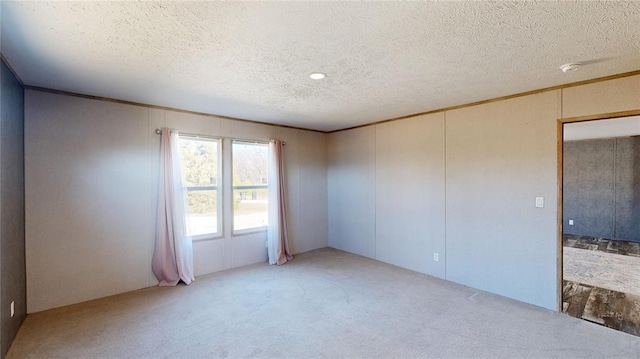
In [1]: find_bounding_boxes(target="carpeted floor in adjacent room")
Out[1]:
[8,248,640,358]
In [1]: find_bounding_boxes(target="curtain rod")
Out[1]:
[154,128,285,145]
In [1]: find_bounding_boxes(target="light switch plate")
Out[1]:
[535,197,544,208]
[569,220,574,225]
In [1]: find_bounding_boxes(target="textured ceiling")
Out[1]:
[1,1,639,132]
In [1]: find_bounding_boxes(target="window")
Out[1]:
[179,137,221,238]
[232,141,268,232]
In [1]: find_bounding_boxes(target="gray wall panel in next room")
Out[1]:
[564,137,640,243]
[614,137,640,242]
[0,59,26,359]
[564,139,615,239]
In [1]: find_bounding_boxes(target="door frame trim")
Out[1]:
[556,109,640,311]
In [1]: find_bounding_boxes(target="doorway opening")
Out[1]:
[561,115,640,336]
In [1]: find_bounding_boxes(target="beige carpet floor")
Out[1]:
[8,248,640,358]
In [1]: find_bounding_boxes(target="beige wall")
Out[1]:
[445,91,560,309]
[25,90,328,312]
[375,114,445,278]
[327,114,447,280]
[328,126,376,258]
[23,73,639,313]
[327,74,640,311]
[562,75,640,118]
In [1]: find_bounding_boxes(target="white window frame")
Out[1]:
[179,135,223,241]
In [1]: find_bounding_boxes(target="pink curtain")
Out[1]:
[152,128,195,286]
[267,139,293,265]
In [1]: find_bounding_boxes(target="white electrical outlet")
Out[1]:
[569,220,574,225]
[11,301,14,317]
[433,253,439,262]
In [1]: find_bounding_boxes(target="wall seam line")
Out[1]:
[612,139,617,238]
[374,126,378,260]
[147,108,152,287]
[560,89,564,119]
[296,130,300,253]
[443,111,447,280]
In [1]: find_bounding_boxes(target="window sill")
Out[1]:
[191,233,223,242]
[232,227,268,237]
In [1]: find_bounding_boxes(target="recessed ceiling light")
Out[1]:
[560,63,581,73]
[309,72,326,80]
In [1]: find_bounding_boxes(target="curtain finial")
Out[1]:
[270,139,286,146]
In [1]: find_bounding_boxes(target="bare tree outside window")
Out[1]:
[179,137,221,237]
